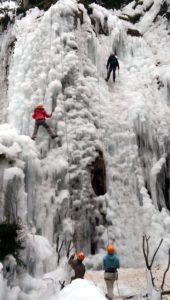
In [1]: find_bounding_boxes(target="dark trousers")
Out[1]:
[32,119,54,139]
[106,66,116,82]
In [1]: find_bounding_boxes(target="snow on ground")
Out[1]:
[0,2,170,299]
[1,267,170,300]
[56,279,106,300]
[86,269,170,299]
[0,0,169,265]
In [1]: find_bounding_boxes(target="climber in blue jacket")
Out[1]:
[103,245,120,300]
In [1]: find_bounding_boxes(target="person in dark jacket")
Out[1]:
[103,245,120,300]
[31,103,57,140]
[68,252,86,281]
[105,53,119,82]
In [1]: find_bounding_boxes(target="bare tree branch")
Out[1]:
[65,239,74,258]
[59,280,65,290]
[161,249,170,290]
[59,240,64,253]
[56,235,60,253]
[56,235,64,265]
[142,235,150,269]
[150,238,163,268]
[142,234,160,286]
[123,290,170,299]
[145,235,150,267]
[162,290,170,295]
[146,235,150,258]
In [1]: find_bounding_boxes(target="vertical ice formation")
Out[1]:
[0,1,17,123]
[6,0,109,255]
[0,125,40,224]
[0,30,16,123]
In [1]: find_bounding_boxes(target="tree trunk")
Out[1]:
[146,270,162,300]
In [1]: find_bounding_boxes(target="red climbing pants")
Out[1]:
[32,119,54,139]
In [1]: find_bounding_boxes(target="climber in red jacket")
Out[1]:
[31,104,57,140]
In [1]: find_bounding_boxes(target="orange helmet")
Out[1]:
[107,245,115,254]
[77,252,85,261]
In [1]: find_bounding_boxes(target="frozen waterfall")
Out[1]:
[0,0,170,298]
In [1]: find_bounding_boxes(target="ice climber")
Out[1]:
[68,252,86,281]
[103,245,120,300]
[105,53,119,82]
[31,104,57,140]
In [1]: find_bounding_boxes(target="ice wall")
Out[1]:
[0,30,16,124]
[1,0,110,259]
[87,0,170,265]
[0,1,17,123]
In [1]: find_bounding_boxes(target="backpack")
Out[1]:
[110,56,118,67]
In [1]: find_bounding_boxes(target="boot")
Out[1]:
[105,294,112,300]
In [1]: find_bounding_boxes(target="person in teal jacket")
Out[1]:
[103,245,120,300]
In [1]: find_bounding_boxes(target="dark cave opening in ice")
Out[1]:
[90,150,106,196]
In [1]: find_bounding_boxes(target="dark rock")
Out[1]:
[133,0,143,10]
[90,150,106,196]
[0,13,10,32]
[127,28,142,36]
[153,1,169,22]
[144,2,153,12]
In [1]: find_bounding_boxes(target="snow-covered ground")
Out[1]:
[0,0,170,298]
[1,266,170,300]
[86,269,170,299]
[0,0,170,262]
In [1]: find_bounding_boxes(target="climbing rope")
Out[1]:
[95,37,110,245]
[42,8,53,105]
[75,16,84,75]
[59,11,109,252]
[59,15,75,252]
[75,17,110,247]
[97,74,110,246]
[74,17,92,250]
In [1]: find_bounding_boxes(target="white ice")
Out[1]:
[0,0,170,298]
[55,279,106,300]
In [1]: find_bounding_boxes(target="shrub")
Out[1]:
[0,222,25,266]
